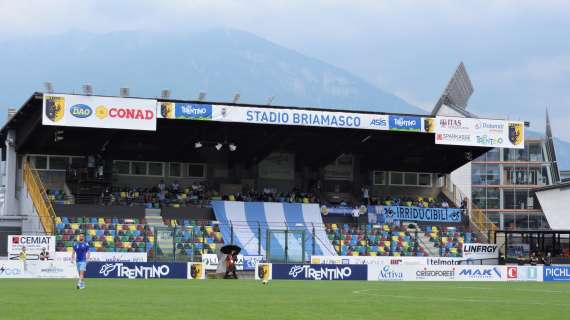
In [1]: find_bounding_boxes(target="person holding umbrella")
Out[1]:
[221,244,241,279]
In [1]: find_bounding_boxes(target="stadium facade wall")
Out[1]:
[53,204,145,218]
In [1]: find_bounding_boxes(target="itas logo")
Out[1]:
[459,267,502,279]
[70,104,93,118]
[439,118,467,130]
[507,267,518,279]
[378,265,404,281]
[390,259,403,265]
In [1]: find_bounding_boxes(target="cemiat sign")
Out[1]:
[43,94,157,131]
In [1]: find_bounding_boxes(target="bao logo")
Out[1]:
[70,104,93,118]
[45,96,65,122]
[508,123,523,146]
[507,267,518,279]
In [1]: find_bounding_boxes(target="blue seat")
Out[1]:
[62,217,69,224]
[96,230,104,237]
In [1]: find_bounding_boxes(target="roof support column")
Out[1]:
[2,130,17,216]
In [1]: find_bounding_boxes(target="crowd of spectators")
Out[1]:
[98,181,319,207]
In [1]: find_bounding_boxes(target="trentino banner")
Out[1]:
[86,262,188,279]
[271,264,368,281]
[434,116,524,149]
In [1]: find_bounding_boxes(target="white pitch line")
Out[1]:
[391,284,570,294]
[353,289,570,307]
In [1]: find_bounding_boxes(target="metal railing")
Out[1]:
[23,161,56,235]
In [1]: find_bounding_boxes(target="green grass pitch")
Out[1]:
[1,279,569,320]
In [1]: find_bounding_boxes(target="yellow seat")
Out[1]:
[441,237,448,244]
[383,225,390,231]
[209,244,216,250]
[105,236,113,242]
[360,240,366,246]
[331,224,338,230]
[129,225,136,231]
[303,197,309,203]
[116,225,122,231]
[391,236,398,241]
[228,195,236,201]
[369,252,377,256]
[148,236,154,243]
[120,192,127,199]
[450,248,458,254]
[205,226,213,233]
[93,241,102,248]
[70,223,80,230]
[55,217,62,224]
[393,252,401,257]
[134,192,140,197]
[88,229,96,236]
[98,218,105,224]
[402,241,409,248]
[384,241,390,247]
[399,232,405,237]
[66,247,73,253]
[418,197,424,202]
[123,242,132,249]
[431,226,438,232]
[351,252,359,256]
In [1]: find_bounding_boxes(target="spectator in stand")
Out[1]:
[351,206,360,224]
[39,247,50,261]
[361,186,370,205]
[158,180,166,192]
[171,180,180,194]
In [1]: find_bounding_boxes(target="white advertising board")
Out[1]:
[202,254,262,271]
[310,255,493,266]
[462,243,499,260]
[8,235,56,260]
[434,116,524,149]
[0,260,77,279]
[368,264,507,281]
[506,265,543,281]
[54,252,147,263]
[43,94,157,131]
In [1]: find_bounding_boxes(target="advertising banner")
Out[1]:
[368,265,506,281]
[434,116,524,149]
[8,235,56,260]
[86,262,188,279]
[270,264,368,281]
[506,266,542,281]
[54,252,147,263]
[543,266,570,282]
[42,94,157,131]
[157,102,213,120]
[311,255,491,266]
[0,260,77,279]
[169,104,390,131]
[507,244,530,259]
[187,262,205,280]
[462,243,499,260]
[388,115,422,132]
[202,254,262,271]
[369,205,462,223]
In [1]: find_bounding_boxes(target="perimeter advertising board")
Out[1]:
[8,235,55,260]
[43,94,157,131]
[434,116,524,149]
[0,260,76,278]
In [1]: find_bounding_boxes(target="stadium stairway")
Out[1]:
[145,208,169,252]
[414,232,439,256]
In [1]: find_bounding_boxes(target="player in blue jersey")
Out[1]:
[71,234,90,289]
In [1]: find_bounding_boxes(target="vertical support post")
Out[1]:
[258,222,261,256]
[312,223,316,257]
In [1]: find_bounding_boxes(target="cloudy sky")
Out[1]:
[1,0,569,139]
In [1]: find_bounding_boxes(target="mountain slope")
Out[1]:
[0,29,423,115]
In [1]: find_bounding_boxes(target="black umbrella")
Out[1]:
[220,244,241,255]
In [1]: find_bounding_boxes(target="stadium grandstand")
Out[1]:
[0,65,530,266]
